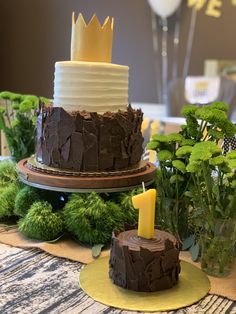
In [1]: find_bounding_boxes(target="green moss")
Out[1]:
[0,160,18,187]
[18,201,64,241]
[63,192,124,245]
[0,183,20,219]
[14,186,41,217]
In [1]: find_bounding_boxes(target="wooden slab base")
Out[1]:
[17,159,156,193]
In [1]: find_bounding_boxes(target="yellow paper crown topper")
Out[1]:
[71,13,114,63]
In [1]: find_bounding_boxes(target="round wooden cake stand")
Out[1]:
[17,159,156,193]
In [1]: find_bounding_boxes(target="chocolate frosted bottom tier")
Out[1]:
[109,229,181,292]
[36,104,144,172]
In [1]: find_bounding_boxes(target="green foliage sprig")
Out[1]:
[63,192,124,245]
[0,91,50,161]
[18,201,64,241]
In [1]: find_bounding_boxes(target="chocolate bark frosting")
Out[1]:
[35,103,144,171]
[109,229,181,292]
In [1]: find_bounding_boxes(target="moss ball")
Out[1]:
[0,183,20,219]
[0,160,18,187]
[14,186,41,217]
[63,193,124,245]
[18,201,64,241]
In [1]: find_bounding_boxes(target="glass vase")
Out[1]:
[201,219,236,277]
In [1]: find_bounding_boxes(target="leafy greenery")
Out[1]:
[0,183,20,220]
[18,201,64,241]
[0,91,50,161]
[0,160,18,187]
[117,188,142,225]
[63,192,124,245]
[14,186,41,217]
[148,102,236,243]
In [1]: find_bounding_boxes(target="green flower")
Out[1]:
[172,160,186,173]
[209,156,226,166]
[167,133,183,143]
[9,93,22,102]
[12,102,20,110]
[19,100,32,113]
[147,141,159,150]
[18,201,64,241]
[40,96,51,106]
[186,161,201,173]
[157,150,173,161]
[151,134,169,142]
[210,102,229,112]
[176,145,193,157]
[226,150,236,160]
[228,159,236,169]
[0,91,12,100]
[189,141,220,162]
[24,95,39,109]
[181,104,198,117]
[208,129,224,140]
[180,139,196,146]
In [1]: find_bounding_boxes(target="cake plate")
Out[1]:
[17,157,156,193]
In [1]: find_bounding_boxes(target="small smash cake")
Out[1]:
[35,13,143,172]
[109,227,181,292]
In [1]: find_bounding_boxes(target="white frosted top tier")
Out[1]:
[53,61,129,113]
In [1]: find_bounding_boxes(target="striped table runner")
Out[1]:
[0,243,235,314]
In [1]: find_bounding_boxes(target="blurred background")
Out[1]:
[1,0,236,118]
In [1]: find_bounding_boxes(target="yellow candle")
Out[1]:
[132,189,156,239]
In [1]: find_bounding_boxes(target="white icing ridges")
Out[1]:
[53,61,129,113]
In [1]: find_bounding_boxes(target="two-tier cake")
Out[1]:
[35,13,143,172]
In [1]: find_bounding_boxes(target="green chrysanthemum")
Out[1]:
[180,138,196,146]
[176,145,193,157]
[172,160,186,173]
[147,141,159,150]
[19,100,32,113]
[210,102,229,112]
[186,161,201,173]
[181,104,198,117]
[226,150,236,160]
[209,156,227,166]
[157,150,173,161]
[151,134,170,143]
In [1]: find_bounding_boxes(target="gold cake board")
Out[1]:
[17,158,156,192]
[79,256,210,312]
